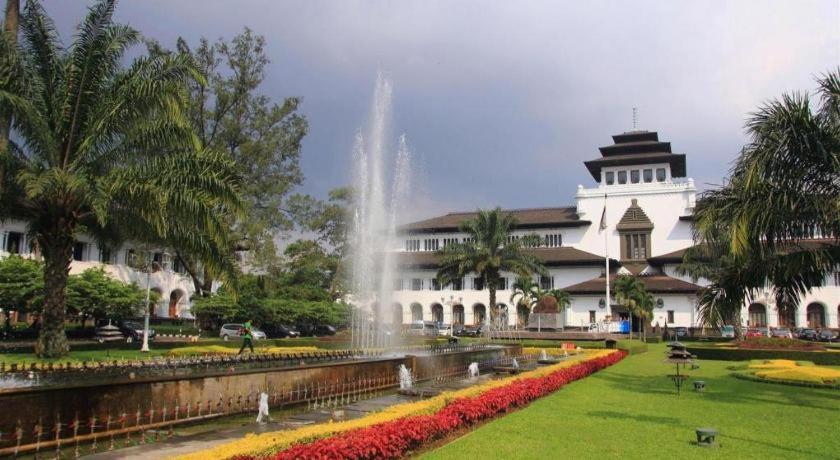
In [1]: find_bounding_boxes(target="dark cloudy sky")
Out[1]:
[45,1,839,221]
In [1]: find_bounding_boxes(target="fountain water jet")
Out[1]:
[348,74,413,352]
[468,362,480,378]
[398,364,413,390]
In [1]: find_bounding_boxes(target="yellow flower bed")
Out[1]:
[167,345,320,356]
[174,349,615,460]
[523,347,581,357]
[747,359,799,369]
[755,366,840,384]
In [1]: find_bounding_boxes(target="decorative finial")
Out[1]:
[632,107,638,130]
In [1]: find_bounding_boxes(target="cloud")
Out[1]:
[43,0,839,218]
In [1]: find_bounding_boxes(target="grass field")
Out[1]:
[423,343,840,459]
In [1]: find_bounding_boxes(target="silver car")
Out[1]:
[219,323,266,341]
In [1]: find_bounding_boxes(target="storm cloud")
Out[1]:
[44,0,839,221]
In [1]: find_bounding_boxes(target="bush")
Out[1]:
[687,346,840,366]
[736,337,824,351]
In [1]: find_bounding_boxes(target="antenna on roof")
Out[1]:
[632,107,638,131]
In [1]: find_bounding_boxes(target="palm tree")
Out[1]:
[510,276,539,311]
[0,0,242,357]
[614,276,645,339]
[436,208,545,333]
[0,0,19,175]
[633,290,655,342]
[687,70,839,327]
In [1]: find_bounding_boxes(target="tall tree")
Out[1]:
[436,208,544,332]
[0,255,42,326]
[0,0,19,189]
[169,29,309,293]
[614,276,646,339]
[684,70,839,327]
[0,0,242,357]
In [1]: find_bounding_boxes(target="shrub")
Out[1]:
[736,337,824,351]
[687,346,840,366]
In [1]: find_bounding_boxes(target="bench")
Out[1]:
[695,427,718,447]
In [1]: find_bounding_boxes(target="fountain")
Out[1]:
[398,364,413,390]
[348,73,412,352]
[468,362,480,378]
[537,349,560,365]
[511,358,520,370]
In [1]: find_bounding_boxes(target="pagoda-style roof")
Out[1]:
[616,199,654,231]
[563,274,702,295]
[584,130,687,181]
[394,246,616,269]
[400,207,591,234]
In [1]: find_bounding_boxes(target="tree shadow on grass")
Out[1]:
[587,410,680,426]
[719,433,828,458]
[593,370,839,412]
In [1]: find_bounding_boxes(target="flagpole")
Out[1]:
[604,193,610,333]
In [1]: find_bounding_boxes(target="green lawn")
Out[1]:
[424,343,840,459]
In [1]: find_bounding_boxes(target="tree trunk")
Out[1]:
[35,231,73,358]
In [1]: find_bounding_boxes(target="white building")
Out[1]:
[0,221,196,319]
[389,130,840,330]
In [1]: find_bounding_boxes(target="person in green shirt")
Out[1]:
[238,320,254,355]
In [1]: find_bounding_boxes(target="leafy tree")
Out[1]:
[684,70,839,327]
[614,276,646,339]
[436,208,545,332]
[168,28,309,292]
[65,267,147,325]
[0,255,42,325]
[510,277,539,310]
[0,0,19,157]
[0,0,242,357]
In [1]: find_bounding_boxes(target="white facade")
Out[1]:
[389,131,840,330]
[0,219,196,319]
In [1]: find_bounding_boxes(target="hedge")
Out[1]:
[687,346,840,366]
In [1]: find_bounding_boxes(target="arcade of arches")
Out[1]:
[747,301,836,328]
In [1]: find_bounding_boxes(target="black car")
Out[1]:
[296,324,337,337]
[263,324,300,339]
[673,327,689,338]
[96,319,155,342]
[798,329,819,341]
[817,330,837,342]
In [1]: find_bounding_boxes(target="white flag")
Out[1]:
[599,206,607,231]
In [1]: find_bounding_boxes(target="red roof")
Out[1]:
[563,274,702,295]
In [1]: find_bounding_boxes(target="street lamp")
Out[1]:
[140,251,171,352]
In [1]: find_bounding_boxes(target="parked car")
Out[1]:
[451,324,466,336]
[770,328,792,339]
[673,327,689,338]
[454,324,482,337]
[219,323,266,341]
[817,330,837,342]
[407,320,439,337]
[96,319,155,343]
[437,323,453,336]
[263,324,300,339]
[296,324,337,337]
[798,329,819,341]
[744,328,764,338]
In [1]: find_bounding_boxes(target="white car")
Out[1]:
[219,323,267,341]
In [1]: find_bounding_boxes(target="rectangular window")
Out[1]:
[540,276,554,290]
[605,171,614,185]
[625,235,633,259]
[667,310,675,324]
[393,278,404,291]
[125,249,135,265]
[411,279,423,291]
[624,232,649,260]
[617,170,627,184]
[630,170,640,183]
[431,279,441,291]
[643,169,653,183]
[73,242,86,261]
[99,246,111,264]
[452,278,463,291]
[473,278,484,291]
[834,271,840,286]
[656,168,666,181]
[5,232,22,254]
[589,311,596,324]
[497,278,507,290]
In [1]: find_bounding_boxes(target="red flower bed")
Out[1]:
[243,351,626,460]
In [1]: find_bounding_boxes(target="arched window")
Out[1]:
[778,308,797,328]
[410,303,423,322]
[806,303,825,328]
[473,304,486,326]
[452,304,465,325]
[431,304,444,324]
[748,303,767,327]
